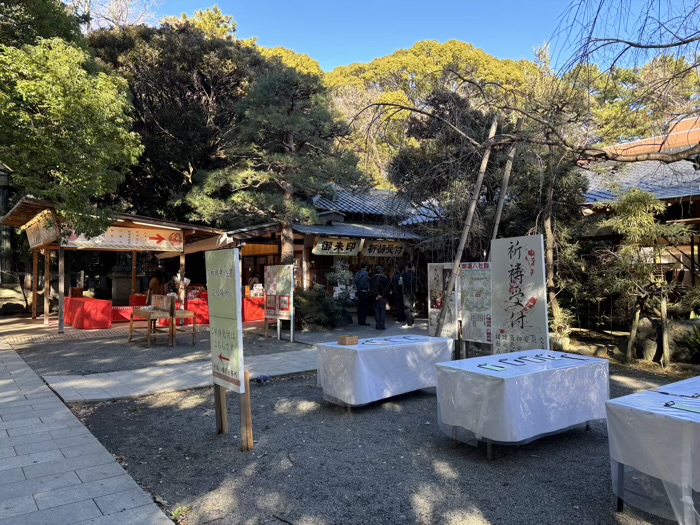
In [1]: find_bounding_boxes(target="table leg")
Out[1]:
[585,421,591,431]
[616,462,624,512]
[486,441,493,461]
[128,314,134,342]
[147,318,152,346]
[192,318,197,346]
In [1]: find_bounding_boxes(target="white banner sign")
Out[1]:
[459,262,492,343]
[490,235,549,353]
[427,263,458,339]
[264,264,294,320]
[205,248,245,392]
[64,227,184,252]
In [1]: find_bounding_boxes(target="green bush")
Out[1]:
[294,284,346,330]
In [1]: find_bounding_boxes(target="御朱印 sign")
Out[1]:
[312,237,360,256]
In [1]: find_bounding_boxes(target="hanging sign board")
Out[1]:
[361,240,405,257]
[311,237,360,256]
[24,211,60,248]
[427,263,459,339]
[264,264,294,320]
[63,227,184,251]
[490,235,549,353]
[205,248,245,392]
[459,262,492,343]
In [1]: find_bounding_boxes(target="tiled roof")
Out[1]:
[292,222,420,240]
[312,187,431,219]
[583,160,700,204]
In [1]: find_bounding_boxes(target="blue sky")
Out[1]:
[156,1,570,71]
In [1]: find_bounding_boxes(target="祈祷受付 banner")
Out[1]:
[490,235,548,353]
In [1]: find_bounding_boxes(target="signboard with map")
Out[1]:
[459,262,492,343]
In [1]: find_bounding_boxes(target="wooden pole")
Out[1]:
[240,371,254,451]
[31,249,38,320]
[489,118,523,246]
[214,384,228,434]
[43,252,50,325]
[435,115,498,336]
[131,251,137,294]
[58,247,65,334]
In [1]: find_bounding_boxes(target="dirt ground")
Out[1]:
[12,333,303,376]
[71,364,678,525]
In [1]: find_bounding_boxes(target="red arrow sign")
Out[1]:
[149,234,165,244]
[218,353,230,363]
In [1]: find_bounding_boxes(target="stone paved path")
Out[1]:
[0,341,172,525]
[44,348,318,403]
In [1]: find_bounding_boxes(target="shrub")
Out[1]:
[294,284,345,330]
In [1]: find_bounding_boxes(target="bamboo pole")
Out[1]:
[490,118,523,244]
[435,115,498,337]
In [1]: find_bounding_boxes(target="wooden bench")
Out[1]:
[129,295,175,346]
[172,308,197,346]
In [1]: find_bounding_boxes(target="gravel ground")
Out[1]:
[70,364,678,525]
[12,333,303,376]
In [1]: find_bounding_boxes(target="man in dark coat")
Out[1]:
[402,262,417,327]
[370,265,390,330]
[353,262,370,326]
[392,265,406,323]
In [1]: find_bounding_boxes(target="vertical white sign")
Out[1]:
[427,263,459,339]
[459,262,492,343]
[264,264,294,320]
[205,249,245,392]
[490,235,549,353]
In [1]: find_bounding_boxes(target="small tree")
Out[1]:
[592,189,689,366]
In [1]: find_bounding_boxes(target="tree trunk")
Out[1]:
[544,151,561,331]
[280,220,294,264]
[661,292,671,368]
[626,302,641,362]
[490,118,522,244]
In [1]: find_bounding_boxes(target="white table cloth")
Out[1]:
[317,335,454,406]
[607,376,700,524]
[436,349,609,445]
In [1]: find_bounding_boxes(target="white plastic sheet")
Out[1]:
[436,350,609,445]
[317,336,454,406]
[607,381,700,524]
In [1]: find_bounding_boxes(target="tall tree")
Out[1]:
[0,0,83,46]
[0,38,142,234]
[187,60,366,261]
[66,0,158,31]
[161,5,236,40]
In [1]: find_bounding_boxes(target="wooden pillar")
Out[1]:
[214,384,228,434]
[58,247,65,334]
[691,235,696,287]
[43,252,50,325]
[31,249,38,320]
[131,251,137,294]
[239,371,254,451]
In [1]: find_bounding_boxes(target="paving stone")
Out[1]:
[7,418,80,437]
[0,499,101,525]
[34,474,138,510]
[0,446,15,459]
[1,407,67,422]
[93,487,153,515]
[14,433,99,456]
[75,461,126,483]
[23,450,114,479]
[0,467,25,486]
[0,416,41,430]
[0,472,81,503]
[61,441,105,458]
[0,494,37,520]
[70,503,172,525]
[0,449,64,472]
[0,431,51,449]
[49,426,91,439]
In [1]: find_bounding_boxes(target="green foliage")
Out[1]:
[0,38,142,235]
[0,0,83,47]
[161,5,236,40]
[186,60,366,229]
[683,326,700,364]
[294,284,345,330]
[260,47,323,77]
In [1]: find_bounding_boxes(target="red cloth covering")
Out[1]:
[70,298,112,329]
[185,298,209,325]
[129,294,148,307]
[242,297,265,322]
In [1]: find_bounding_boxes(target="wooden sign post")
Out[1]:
[205,248,253,451]
[263,264,295,342]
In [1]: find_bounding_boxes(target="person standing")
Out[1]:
[392,265,406,323]
[354,262,370,326]
[402,262,417,327]
[370,265,390,330]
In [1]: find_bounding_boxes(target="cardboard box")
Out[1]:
[337,335,359,346]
